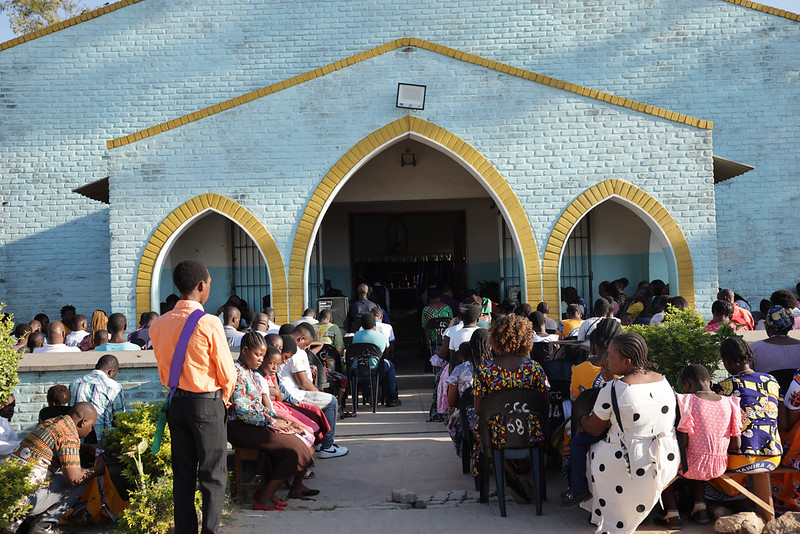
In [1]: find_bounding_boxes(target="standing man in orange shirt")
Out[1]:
[150,260,235,534]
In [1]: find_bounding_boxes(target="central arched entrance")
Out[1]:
[288,116,543,321]
[288,117,542,369]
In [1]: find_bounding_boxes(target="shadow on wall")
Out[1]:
[1,209,112,324]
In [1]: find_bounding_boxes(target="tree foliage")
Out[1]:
[0,0,86,36]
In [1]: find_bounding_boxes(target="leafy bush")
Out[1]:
[0,305,22,404]
[102,402,203,533]
[0,461,40,529]
[625,306,730,390]
[101,402,171,487]
[101,402,178,533]
[116,473,175,534]
[0,305,32,529]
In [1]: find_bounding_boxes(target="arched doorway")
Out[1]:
[292,128,541,370]
[288,116,543,320]
[135,194,288,321]
[558,199,676,312]
[155,212,272,316]
[542,179,695,312]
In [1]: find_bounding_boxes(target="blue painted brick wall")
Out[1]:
[1,0,796,322]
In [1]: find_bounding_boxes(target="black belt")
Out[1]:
[173,388,222,399]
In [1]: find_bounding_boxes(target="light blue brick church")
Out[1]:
[0,0,797,326]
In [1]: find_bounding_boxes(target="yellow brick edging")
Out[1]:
[106,37,713,150]
[136,194,288,322]
[286,116,543,316]
[0,0,145,52]
[541,179,695,311]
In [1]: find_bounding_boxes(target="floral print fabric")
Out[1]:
[471,359,549,476]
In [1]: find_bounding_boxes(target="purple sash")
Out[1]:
[167,308,206,402]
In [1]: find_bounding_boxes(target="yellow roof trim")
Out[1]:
[0,0,144,52]
[2,1,794,53]
[107,38,711,149]
[721,0,800,21]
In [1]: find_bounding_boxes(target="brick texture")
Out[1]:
[0,0,796,322]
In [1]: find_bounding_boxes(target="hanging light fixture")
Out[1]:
[396,83,426,110]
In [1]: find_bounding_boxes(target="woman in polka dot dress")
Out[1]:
[579,333,681,534]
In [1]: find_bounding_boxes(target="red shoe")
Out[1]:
[252,502,284,511]
[272,497,288,507]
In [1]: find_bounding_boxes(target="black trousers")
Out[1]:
[168,396,227,534]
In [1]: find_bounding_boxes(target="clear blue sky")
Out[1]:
[1,0,798,44]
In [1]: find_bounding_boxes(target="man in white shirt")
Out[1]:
[576,299,620,341]
[0,394,20,460]
[449,302,481,358]
[65,315,89,348]
[263,308,280,334]
[292,308,319,327]
[222,306,244,352]
[278,323,348,459]
[33,322,80,353]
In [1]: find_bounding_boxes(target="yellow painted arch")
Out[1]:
[541,179,695,309]
[136,193,288,322]
[287,116,542,317]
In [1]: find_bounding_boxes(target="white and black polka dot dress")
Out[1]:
[581,378,680,534]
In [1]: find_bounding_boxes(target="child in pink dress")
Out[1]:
[657,364,742,528]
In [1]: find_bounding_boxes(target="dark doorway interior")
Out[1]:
[349,211,466,372]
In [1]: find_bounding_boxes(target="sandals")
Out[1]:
[655,515,682,530]
[339,411,357,419]
[252,492,288,508]
[252,502,284,511]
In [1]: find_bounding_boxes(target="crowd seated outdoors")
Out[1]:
[7,268,800,533]
[425,278,800,532]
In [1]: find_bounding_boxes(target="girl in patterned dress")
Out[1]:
[472,315,549,501]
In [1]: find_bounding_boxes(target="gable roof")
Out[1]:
[1,0,796,53]
[106,37,713,149]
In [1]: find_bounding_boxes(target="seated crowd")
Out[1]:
[428,278,800,533]
[8,270,800,532]
[3,268,407,529]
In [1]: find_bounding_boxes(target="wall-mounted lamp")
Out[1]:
[396,83,426,110]
[401,150,416,167]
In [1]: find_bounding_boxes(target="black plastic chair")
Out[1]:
[307,349,329,390]
[477,388,549,517]
[317,343,343,373]
[459,387,475,475]
[530,342,553,364]
[769,368,798,397]
[346,342,384,414]
[423,316,452,359]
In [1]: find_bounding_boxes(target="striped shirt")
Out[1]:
[13,415,81,483]
[69,369,125,438]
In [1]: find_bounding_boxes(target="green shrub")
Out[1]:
[625,306,730,390]
[116,473,174,534]
[0,305,31,529]
[0,305,22,404]
[101,402,171,487]
[0,461,41,529]
[102,402,201,533]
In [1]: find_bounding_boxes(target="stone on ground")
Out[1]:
[713,511,764,534]
[763,511,800,534]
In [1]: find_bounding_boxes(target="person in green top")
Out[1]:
[315,310,344,354]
